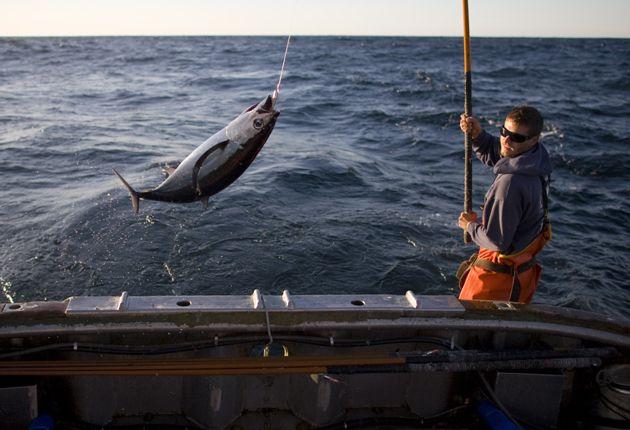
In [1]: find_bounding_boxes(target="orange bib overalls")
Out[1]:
[458,224,551,303]
[457,176,551,303]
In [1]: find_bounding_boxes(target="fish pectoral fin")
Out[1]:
[200,196,209,210]
[162,164,179,177]
[192,139,230,195]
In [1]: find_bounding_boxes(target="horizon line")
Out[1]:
[2,34,629,39]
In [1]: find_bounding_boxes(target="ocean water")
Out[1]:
[0,36,629,317]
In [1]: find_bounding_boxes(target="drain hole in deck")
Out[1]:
[8,304,21,310]
[176,300,191,307]
[351,300,365,306]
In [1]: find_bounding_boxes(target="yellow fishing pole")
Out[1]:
[462,0,473,243]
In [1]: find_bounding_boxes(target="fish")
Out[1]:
[113,94,280,214]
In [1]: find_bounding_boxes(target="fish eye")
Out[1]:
[253,118,264,129]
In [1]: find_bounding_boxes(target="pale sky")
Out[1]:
[2,0,629,38]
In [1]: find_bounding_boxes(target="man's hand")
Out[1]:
[458,211,478,230]
[459,114,482,139]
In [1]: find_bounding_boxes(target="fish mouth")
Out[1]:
[256,95,274,113]
[257,95,280,122]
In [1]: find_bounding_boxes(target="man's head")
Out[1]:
[500,106,544,158]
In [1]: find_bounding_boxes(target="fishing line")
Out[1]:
[272,35,291,101]
[259,291,274,347]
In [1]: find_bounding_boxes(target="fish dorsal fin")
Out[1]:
[192,139,230,195]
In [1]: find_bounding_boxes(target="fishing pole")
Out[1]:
[272,35,291,102]
[462,0,473,243]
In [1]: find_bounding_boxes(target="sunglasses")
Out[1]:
[500,126,533,143]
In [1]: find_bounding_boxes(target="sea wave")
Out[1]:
[0,36,629,317]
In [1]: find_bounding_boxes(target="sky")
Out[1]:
[1,0,629,38]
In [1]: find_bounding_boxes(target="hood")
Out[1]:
[493,143,552,177]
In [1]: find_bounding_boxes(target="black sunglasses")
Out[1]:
[500,126,533,143]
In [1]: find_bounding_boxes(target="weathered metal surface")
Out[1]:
[0,292,629,430]
[71,375,183,426]
[1,292,629,349]
[63,290,464,314]
[407,372,453,418]
[288,373,347,426]
[0,385,38,430]
[183,376,244,429]
[495,372,565,428]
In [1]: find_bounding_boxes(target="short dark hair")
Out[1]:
[506,106,544,137]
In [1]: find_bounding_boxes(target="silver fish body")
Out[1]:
[114,95,279,213]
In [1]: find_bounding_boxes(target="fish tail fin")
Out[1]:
[112,169,140,214]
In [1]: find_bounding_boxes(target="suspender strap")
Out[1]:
[509,272,521,302]
[540,175,550,227]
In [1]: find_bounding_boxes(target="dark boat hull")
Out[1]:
[1,292,629,429]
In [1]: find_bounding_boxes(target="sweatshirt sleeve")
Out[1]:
[466,178,522,253]
[473,130,501,167]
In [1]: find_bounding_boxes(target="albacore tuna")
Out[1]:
[113,95,280,213]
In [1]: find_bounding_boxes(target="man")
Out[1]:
[457,106,552,303]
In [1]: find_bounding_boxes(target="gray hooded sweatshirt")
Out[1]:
[466,130,552,254]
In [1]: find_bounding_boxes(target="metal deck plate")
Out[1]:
[64,290,464,314]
